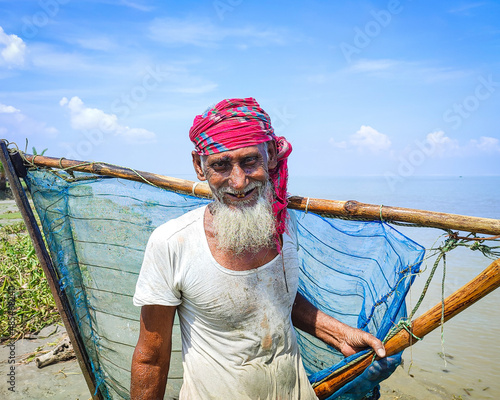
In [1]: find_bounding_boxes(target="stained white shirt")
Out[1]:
[134,206,318,400]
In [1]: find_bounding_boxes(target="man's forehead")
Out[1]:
[206,145,265,161]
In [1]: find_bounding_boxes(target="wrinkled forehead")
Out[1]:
[200,143,269,163]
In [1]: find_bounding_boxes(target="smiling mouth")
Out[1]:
[228,187,256,199]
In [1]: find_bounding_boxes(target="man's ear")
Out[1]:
[266,141,278,170]
[192,151,207,181]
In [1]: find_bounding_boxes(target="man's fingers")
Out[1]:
[363,332,386,358]
[346,326,387,358]
[371,338,386,358]
[375,345,386,358]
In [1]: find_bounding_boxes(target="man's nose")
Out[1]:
[228,165,248,191]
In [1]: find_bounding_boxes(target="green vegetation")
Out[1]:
[31,146,48,156]
[0,211,22,221]
[0,222,60,342]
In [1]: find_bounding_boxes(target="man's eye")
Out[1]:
[211,162,227,170]
[243,157,258,166]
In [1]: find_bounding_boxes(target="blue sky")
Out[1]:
[0,0,499,182]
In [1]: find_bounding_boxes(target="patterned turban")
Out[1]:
[189,97,292,237]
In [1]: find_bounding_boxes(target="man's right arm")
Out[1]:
[131,304,177,400]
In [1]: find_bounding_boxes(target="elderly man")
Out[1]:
[131,98,386,399]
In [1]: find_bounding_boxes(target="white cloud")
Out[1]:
[0,102,58,137]
[351,125,391,152]
[426,130,455,145]
[149,18,286,47]
[425,130,459,156]
[469,136,500,153]
[330,125,391,153]
[333,128,498,160]
[397,131,499,161]
[0,103,20,114]
[0,26,26,68]
[60,96,156,144]
[60,96,117,131]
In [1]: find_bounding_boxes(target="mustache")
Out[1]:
[216,180,263,196]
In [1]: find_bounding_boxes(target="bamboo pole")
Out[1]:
[0,143,104,400]
[313,258,500,399]
[24,153,213,198]
[22,153,500,235]
[288,197,500,236]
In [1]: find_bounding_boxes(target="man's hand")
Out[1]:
[329,322,386,358]
[291,293,385,358]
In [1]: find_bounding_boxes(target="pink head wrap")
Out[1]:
[189,97,292,236]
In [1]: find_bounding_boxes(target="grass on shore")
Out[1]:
[0,211,22,220]
[0,222,61,342]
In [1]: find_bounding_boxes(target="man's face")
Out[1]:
[192,143,278,253]
[193,144,276,208]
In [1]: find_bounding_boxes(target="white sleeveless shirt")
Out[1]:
[134,206,318,400]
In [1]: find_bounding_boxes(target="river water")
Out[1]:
[289,175,500,399]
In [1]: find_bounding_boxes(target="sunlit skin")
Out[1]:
[192,142,277,208]
[130,142,386,400]
[192,142,279,271]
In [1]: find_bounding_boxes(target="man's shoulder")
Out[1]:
[150,205,206,243]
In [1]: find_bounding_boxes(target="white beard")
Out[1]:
[211,181,276,255]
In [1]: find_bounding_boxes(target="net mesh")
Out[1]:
[25,168,424,400]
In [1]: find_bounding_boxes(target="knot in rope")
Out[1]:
[384,318,422,344]
[440,233,459,253]
[470,241,481,251]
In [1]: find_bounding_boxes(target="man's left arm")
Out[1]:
[291,292,386,358]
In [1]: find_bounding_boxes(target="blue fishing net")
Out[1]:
[294,211,424,399]
[24,168,424,400]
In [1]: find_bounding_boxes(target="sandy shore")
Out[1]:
[0,324,91,400]
[0,323,457,400]
[380,367,455,400]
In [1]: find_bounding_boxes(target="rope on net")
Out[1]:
[382,231,498,364]
[312,229,500,387]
